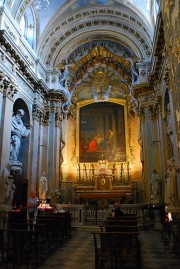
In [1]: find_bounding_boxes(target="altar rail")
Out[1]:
[56,203,150,227]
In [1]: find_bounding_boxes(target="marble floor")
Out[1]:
[36,226,180,269]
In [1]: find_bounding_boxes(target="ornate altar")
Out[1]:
[74,158,135,205]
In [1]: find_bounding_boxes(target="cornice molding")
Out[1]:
[44,89,64,103]
[133,83,162,117]
[133,83,154,98]
[149,12,165,85]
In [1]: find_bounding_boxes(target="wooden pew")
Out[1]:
[92,231,141,269]
[36,212,72,246]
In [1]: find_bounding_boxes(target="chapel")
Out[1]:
[0,0,180,218]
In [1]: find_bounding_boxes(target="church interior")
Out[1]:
[0,0,180,268]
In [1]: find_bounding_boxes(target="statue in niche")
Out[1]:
[165,157,179,206]
[4,176,15,206]
[126,57,139,84]
[166,103,173,146]
[0,163,15,206]
[59,60,70,88]
[39,172,48,200]
[150,169,161,204]
[58,60,74,116]
[10,109,30,162]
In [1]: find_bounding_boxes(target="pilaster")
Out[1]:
[28,103,43,192]
[148,102,162,171]
[42,90,63,193]
[0,71,18,185]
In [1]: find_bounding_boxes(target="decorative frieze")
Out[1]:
[4,21,17,42]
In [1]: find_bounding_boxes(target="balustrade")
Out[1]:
[55,203,148,226]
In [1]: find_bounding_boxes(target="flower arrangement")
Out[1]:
[52,189,61,199]
[51,189,63,203]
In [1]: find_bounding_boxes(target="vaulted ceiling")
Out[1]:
[2,0,156,101]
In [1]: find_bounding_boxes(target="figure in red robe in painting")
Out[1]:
[87,136,99,152]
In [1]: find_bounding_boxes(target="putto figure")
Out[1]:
[10,109,30,162]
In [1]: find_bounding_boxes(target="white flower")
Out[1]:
[52,189,61,198]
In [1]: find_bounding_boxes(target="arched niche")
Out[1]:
[12,98,31,176]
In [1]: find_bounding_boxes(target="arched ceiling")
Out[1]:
[4,0,153,64]
[8,1,152,35]
[39,5,152,68]
[1,0,154,102]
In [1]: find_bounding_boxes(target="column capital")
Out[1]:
[0,70,18,100]
[32,104,43,122]
[148,103,160,120]
[138,106,145,122]
[42,111,51,126]
[55,111,62,128]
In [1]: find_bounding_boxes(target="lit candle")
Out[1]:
[168,212,172,221]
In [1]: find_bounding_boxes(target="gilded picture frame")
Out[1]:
[77,99,128,163]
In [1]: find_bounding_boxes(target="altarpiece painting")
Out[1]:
[79,102,126,163]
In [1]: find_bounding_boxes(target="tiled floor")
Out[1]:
[1,225,180,269]
[36,226,180,269]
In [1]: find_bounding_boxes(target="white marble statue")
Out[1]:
[165,157,179,205]
[4,176,15,205]
[59,60,71,88]
[0,163,15,206]
[150,169,161,203]
[0,163,12,204]
[10,109,30,162]
[39,172,48,200]
[58,61,74,115]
